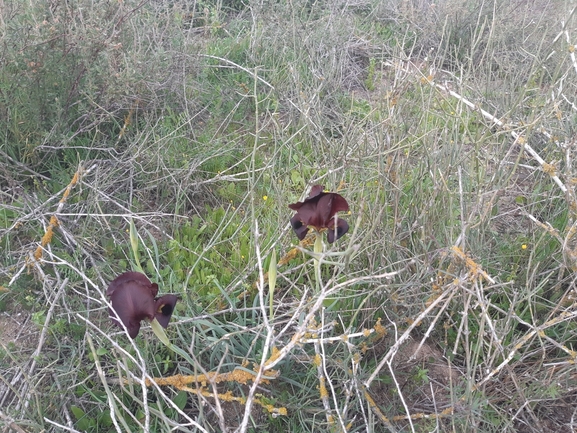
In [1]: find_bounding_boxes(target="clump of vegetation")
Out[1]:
[2,0,577,432]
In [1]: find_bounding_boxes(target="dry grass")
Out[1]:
[2,0,577,432]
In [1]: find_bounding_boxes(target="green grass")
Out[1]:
[2,0,577,432]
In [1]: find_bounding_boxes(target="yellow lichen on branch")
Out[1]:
[318,376,329,399]
[60,171,80,203]
[140,367,287,415]
[451,245,495,284]
[182,386,287,416]
[32,167,83,263]
[144,368,279,388]
[365,388,454,428]
[34,215,60,261]
[392,406,454,421]
[373,318,386,338]
[542,162,557,176]
[364,390,395,429]
[118,101,140,139]
[264,345,281,367]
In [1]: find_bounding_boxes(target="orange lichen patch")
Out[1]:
[431,282,442,293]
[313,353,322,367]
[365,389,455,426]
[364,390,393,426]
[277,232,316,266]
[264,345,281,367]
[425,291,443,308]
[118,105,135,139]
[181,386,287,416]
[33,168,83,263]
[40,217,58,246]
[451,245,478,273]
[145,368,278,388]
[318,376,329,399]
[543,162,557,176]
[34,215,61,261]
[257,400,288,416]
[373,318,386,338]
[39,225,54,247]
[184,387,245,404]
[49,215,59,227]
[60,171,80,203]
[392,406,454,421]
[418,74,434,85]
[147,374,192,388]
[451,245,493,282]
[215,390,240,403]
[220,369,261,385]
[33,246,43,261]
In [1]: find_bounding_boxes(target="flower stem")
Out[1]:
[314,232,323,289]
[150,318,172,347]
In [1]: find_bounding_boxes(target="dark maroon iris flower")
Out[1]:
[289,185,349,243]
[106,271,178,339]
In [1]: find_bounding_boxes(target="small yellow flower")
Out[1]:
[263,195,268,201]
[521,244,527,250]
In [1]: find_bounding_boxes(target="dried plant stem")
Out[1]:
[314,341,335,427]
[87,334,127,433]
[0,411,29,433]
[79,314,208,432]
[474,308,577,390]
[432,81,568,194]
[32,163,94,262]
[388,355,415,433]
[319,307,348,432]
[238,219,276,433]
[6,278,67,414]
[266,270,403,373]
[364,279,456,388]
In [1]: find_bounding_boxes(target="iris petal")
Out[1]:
[327,218,349,243]
[289,185,349,241]
[107,271,157,297]
[107,271,175,339]
[290,214,309,240]
[154,294,179,328]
